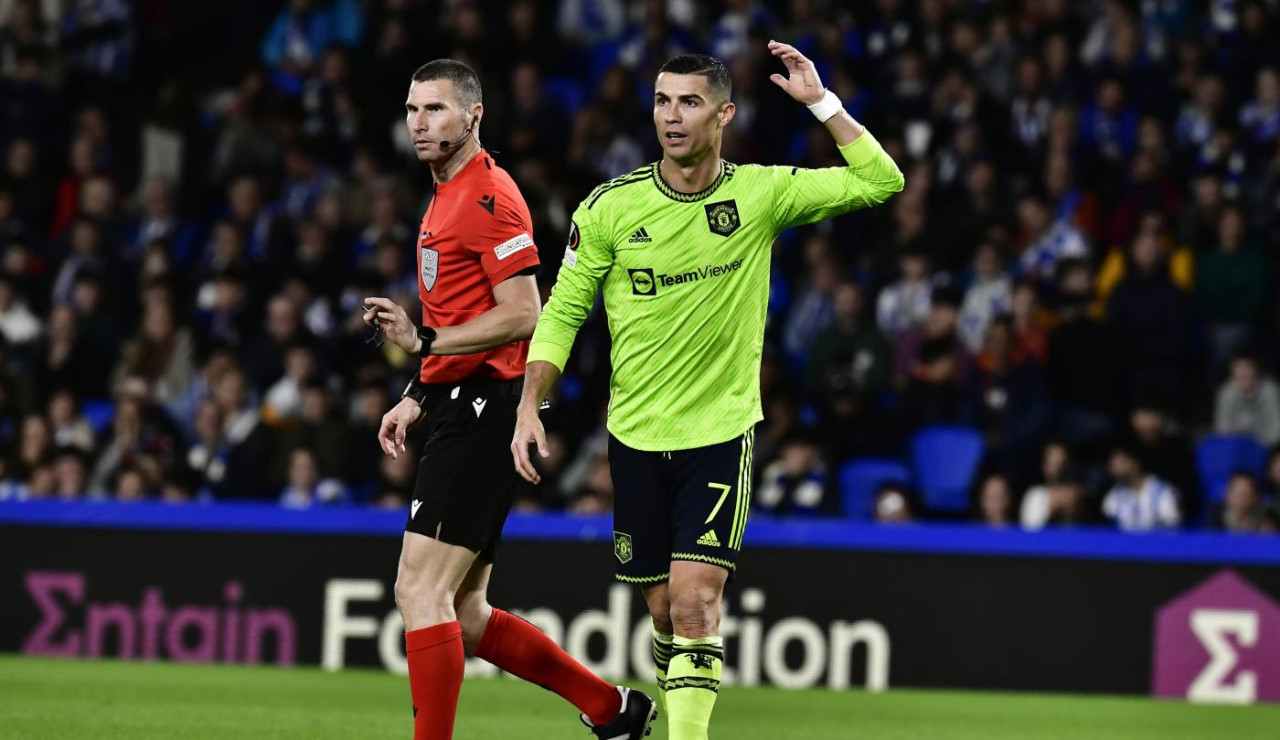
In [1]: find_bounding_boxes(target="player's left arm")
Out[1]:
[766,40,905,230]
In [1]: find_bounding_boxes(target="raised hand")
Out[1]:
[767,40,826,105]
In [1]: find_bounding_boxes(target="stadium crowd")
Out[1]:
[1,0,1279,534]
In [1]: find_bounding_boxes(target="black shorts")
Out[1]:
[609,427,755,583]
[406,377,528,562]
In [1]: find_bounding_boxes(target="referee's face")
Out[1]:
[654,73,734,165]
[405,79,475,164]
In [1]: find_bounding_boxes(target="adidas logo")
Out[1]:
[477,194,496,214]
[628,227,653,243]
[697,529,721,547]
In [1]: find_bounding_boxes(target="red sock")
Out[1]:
[477,608,622,725]
[406,621,465,740]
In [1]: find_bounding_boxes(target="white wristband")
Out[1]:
[807,89,843,122]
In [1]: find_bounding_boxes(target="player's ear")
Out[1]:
[718,101,737,129]
[470,102,484,130]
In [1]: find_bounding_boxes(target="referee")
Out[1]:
[363,60,654,740]
[513,44,904,740]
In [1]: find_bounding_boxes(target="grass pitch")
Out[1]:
[1,656,1277,739]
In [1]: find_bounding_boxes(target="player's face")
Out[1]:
[405,79,477,163]
[653,73,734,164]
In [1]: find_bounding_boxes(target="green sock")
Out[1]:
[665,635,723,740]
[653,629,674,692]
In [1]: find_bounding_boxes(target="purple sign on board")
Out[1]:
[1152,570,1280,704]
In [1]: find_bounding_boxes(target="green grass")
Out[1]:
[1,656,1277,739]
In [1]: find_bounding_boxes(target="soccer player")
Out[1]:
[364,59,655,740]
[512,43,904,739]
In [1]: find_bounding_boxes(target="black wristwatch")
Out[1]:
[416,325,438,356]
[401,377,429,407]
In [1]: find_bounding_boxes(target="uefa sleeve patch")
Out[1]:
[493,233,534,260]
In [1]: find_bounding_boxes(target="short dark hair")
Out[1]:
[411,59,482,107]
[658,54,731,101]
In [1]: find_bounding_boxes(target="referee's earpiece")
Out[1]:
[439,115,476,151]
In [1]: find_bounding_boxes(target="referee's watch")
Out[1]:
[415,325,438,356]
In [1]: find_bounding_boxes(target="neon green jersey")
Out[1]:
[529,132,904,451]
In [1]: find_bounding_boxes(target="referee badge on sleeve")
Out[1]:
[420,247,439,291]
[613,531,633,564]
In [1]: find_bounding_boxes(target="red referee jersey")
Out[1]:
[416,149,540,384]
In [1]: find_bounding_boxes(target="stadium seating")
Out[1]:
[838,459,912,520]
[80,400,116,436]
[910,426,984,513]
[1195,435,1268,502]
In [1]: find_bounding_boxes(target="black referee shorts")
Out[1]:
[406,377,528,562]
[609,427,755,584]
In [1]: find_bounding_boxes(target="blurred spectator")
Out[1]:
[52,446,88,500]
[279,446,346,508]
[260,0,363,80]
[900,289,970,427]
[1103,443,1182,532]
[1196,206,1268,367]
[1046,259,1120,441]
[1219,472,1268,533]
[12,412,50,479]
[873,482,914,525]
[0,272,40,344]
[976,472,1014,528]
[1008,281,1049,366]
[876,249,931,337]
[1214,351,1280,447]
[972,315,1050,466]
[807,281,892,460]
[1021,440,1072,530]
[568,449,613,515]
[756,437,830,517]
[112,298,195,407]
[47,388,93,452]
[183,399,229,498]
[1016,191,1088,282]
[262,344,317,423]
[783,237,839,360]
[1128,399,1196,507]
[1105,223,1195,410]
[373,450,415,510]
[112,465,148,502]
[958,243,1012,354]
[1265,446,1280,500]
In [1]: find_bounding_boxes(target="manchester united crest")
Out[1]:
[704,199,740,237]
[613,531,633,564]
[420,247,439,291]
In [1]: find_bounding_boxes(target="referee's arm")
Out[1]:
[423,274,540,354]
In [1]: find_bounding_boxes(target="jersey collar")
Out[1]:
[652,159,735,203]
[435,148,489,190]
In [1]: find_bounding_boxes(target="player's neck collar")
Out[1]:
[432,144,485,186]
[652,158,735,203]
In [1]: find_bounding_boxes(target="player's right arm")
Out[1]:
[512,204,615,482]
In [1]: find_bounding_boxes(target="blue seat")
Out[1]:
[1195,435,1268,502]
[542,76,586,115]
[81,399,116,436]
[910,426,984,512]
[838,459,911,520]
